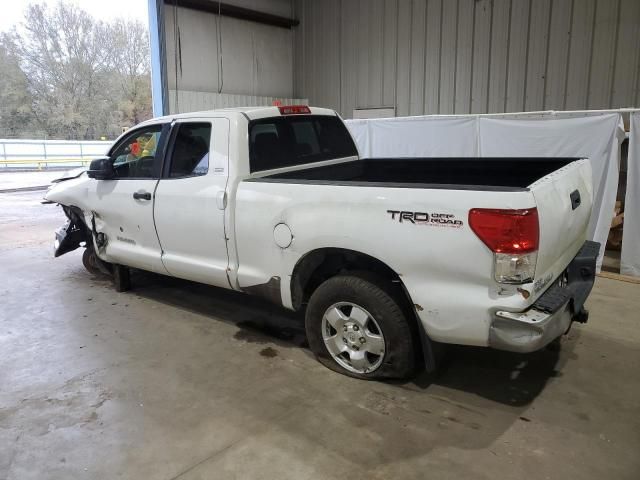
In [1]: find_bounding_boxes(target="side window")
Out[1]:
[111,125,164,179]
[168,123,211,178]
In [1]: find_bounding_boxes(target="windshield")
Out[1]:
[249,115,358,172]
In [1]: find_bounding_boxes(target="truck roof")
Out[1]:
[137,106,337,127]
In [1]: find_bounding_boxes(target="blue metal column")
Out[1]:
[148,0,169,117]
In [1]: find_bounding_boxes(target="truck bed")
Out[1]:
[252,157,579,191]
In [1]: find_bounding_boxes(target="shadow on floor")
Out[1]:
[121,268,568,409]
[35,258,610,473]
[130,269,308,347]
[408,343,565,407]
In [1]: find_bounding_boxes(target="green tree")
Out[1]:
[0,43,37,137]
[107,18,153,126]
[0,0,153,140]
[3,2,113,138]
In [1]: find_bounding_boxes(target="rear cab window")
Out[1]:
[249,115,358,173]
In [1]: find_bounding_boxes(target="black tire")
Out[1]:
[305,274,417,380]
[113,264,131,292]
[82,248,102,276]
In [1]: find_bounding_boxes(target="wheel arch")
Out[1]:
[291,247,402,310]
[291,247,441,373]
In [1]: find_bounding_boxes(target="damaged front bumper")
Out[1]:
[53,205,98,258]
[489,240,600,353]
[54,219,86,257]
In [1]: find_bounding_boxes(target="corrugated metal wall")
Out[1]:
[293,0,640,118]
[164,3,295,103]
[168,90,307,114]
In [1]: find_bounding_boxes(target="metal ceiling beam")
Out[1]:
[164,0,299,29]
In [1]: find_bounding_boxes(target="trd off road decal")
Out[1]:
[387,210,464,228]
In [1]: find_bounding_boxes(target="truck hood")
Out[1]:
[51,167,87,184]
[45,173,91,208]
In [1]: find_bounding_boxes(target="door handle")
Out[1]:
[216,190,227,210]
[570,189,581,210]
[133,191,152,201]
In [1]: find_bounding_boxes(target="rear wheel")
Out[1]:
[305,274,417,380]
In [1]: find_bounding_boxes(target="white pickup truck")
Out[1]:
[45,105,599,380]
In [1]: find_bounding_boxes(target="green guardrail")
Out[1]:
[0,158,93,169]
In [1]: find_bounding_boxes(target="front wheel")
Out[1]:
[82,247,102,276]
[305,274,417,380]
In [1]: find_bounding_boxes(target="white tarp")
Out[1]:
[345,120,370,157]
[346,113,626,271]
[347,116,478,158]
[368,116,479,157]
[621,112,640,276]
[479,115,625,269]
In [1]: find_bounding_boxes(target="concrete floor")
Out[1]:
[1,191,639,480]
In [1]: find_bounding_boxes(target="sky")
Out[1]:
[0,0,149,32]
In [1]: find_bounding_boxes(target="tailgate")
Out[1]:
[529,159,593,288]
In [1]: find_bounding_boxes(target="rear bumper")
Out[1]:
[489,240,600,353]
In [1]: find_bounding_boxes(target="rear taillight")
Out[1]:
[468,208,539,253]
[278,105,311,115]
[469,208,539,284]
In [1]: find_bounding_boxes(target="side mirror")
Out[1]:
[87,157,115,180]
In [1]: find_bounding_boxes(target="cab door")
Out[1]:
[153,118,231,288]
[92,123,169,273]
